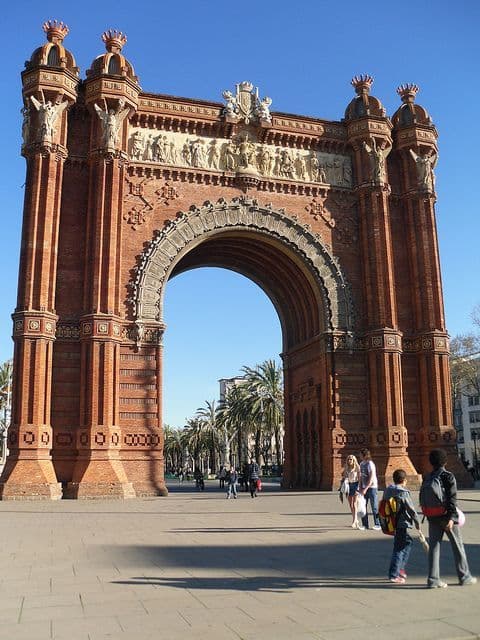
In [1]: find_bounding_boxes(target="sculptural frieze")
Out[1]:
[222,81,272,124]
[127,126,353,188]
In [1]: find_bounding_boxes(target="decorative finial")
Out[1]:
[102,29,127,53]
[397,83,419,103]
[351,75,374,95]
[42,19,69,44]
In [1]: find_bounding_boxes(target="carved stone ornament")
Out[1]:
[222,81,272,124]
[127,126,353,189]
[306,197,335,228]
[128,197,355,334]
[123,177,180,229]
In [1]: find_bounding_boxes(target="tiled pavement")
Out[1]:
[0,481,479,640]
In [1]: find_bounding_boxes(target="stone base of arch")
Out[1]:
[0,456,62,500]
[65,453,136,499]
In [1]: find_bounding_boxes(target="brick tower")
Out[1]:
[0,23,468,499]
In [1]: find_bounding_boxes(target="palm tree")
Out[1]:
[216,385,247,467]
[241,359,284,468]
[163,424,183,473]
[195,400,223,473]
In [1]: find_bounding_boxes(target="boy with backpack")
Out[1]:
[420,448,477,589]
[382,469,420,584]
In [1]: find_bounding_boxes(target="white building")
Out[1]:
[454,353,480,471]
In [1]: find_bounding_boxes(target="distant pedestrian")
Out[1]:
[342,455,361,528]
[383,469,420,584]
[226,465,238,499]
[358,449,381,530]
[248,458,260,498]
[242,463,250,492]
[218,466,227,489]
[420,448,477,588]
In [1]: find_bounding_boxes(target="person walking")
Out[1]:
[342,455,361,528]
[383,469,420,584]
[358,448,381,530]
[248,458,260,498]
[218,465,227,490]
[226,465,238,499]
[421,448,477,589]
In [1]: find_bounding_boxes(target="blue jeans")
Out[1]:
[389,527,413,578]
[361,487,380,528]
[227,482,237,498]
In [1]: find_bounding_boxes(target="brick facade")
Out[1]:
[0,24,470,499]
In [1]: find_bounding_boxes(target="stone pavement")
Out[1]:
[0,481,479,640]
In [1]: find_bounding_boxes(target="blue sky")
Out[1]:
[1,0,479,427]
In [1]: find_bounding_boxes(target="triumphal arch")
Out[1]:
[0,22,467,499]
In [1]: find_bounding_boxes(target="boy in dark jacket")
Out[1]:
[383,469,420,584]
[424,448,477,589]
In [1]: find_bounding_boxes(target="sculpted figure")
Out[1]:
[363,138,391,183]
[319,164,327,183]
[208,139,220,169]
[162,136,171,163]
[342,158,352,186]
[30,96,68,143]
[191,139,206,168]
[409,148,437,191]
[237,134,256,169]
[280,149,295,179]
[295,153,307,180]
[309,153,319,182]
[169,141,178,165]
[222,141,237,171]
[130,131,144,160]
[333,157,343,185]
[182,140,192,166]
[256,96,272,123]
[222,90,238,118]
[273,148,282,175]
[145,135,154,161]
[94,99,130,149]
[21,105,31,146]
[257,146,272,175]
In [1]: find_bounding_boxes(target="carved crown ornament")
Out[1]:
[221,81,272,125]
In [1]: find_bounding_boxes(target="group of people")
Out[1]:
[218,460,261,499]
[341,447,477,588]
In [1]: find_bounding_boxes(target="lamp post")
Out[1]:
[471,430,479,478]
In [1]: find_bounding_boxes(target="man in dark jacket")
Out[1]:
[383,469,420,584]
[424,449,477,588]
[248,459,260,498]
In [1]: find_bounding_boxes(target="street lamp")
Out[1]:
[471,430,479,477]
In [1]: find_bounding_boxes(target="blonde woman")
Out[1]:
[342,455,361,528]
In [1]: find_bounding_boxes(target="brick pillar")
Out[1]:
[399,151,469,483]
[66,149,135,498]
[351,135,420,486]
[0,147,67,499]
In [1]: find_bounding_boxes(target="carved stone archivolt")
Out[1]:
[129,197,355,334]
[127,126,353,189]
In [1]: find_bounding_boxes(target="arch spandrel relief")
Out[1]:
[129,197,356,337]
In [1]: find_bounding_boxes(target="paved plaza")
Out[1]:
[0,481,479,640]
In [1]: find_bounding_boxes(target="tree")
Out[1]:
[450,334,480,414]
[163,424,183,473]
[0,359,13,460]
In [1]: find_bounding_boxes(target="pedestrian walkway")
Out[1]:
[0,483,479,640]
